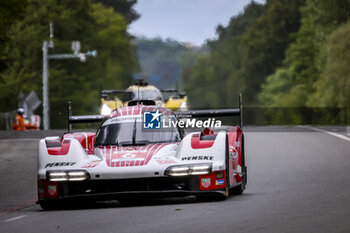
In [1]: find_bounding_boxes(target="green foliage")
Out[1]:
[183,2,265,108]
[94,0,139,23]
[310,21,350,108]
[259,68,295,107]
[241,0,304,104]
[258,0,350,112]
[0,0,138,128]
[0,0,28,73]
[183,0,303,108]
[182,0,350,124]
[183,0,350,121]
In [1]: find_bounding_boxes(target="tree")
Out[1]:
[0,0,139,128]
[134,37,197,89]
[94,0,139,23]
[241,0,304,104]
[183,0,303,108]
[259,0,350,108]
[309,21,350,108]
[0,0,28,74]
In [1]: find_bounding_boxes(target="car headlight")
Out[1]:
[179,101,187,111]
[47,170,90,181]
[101,104,112,115]
[165,163,211,176]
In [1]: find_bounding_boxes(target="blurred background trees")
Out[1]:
[183,0,305,108]
[259,0,350,109]
[183,0,350,113]
[0,0,139,128]
[1,0,350,128]
[134,37,207,89]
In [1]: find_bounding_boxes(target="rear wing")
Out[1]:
[161,89,178,93]
[67,94,243,132]
[100,89,129,98]
[161,89,186,97]
[67,102,105,132]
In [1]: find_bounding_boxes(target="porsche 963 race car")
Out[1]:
[100,79,188,115]
[37,96,246,209]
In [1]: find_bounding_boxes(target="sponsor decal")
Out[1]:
[47,185,57,196]
[201,178,211,188]
[38,188,44,194]
[216,179,225,185]
[216,172,225,179]
[155,159,177,165]
[45,162,76,168]
[181,156,213,161]
[143,110,161,129]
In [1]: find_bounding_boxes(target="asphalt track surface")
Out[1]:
[0,126,350,233]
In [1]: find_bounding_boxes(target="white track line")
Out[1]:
[300,126,350,142]
[3,215,26,222]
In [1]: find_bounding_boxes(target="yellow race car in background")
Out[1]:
[100,79,188,115]
[100,90,125,115]
[162,89,188,111]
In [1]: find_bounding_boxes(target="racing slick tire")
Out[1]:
[229,181,244,195]
[39,200,65,210]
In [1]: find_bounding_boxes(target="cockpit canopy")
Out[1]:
[95,107,182,146]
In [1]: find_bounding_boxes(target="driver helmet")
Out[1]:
[17,108,25,115]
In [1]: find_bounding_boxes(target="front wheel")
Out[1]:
[229,179,245,195]
[39,200,63,210]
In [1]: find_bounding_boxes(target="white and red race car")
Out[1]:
[37,97,246,209]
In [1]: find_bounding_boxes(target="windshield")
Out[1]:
[127,89,163,101]
[95,116,180,146]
